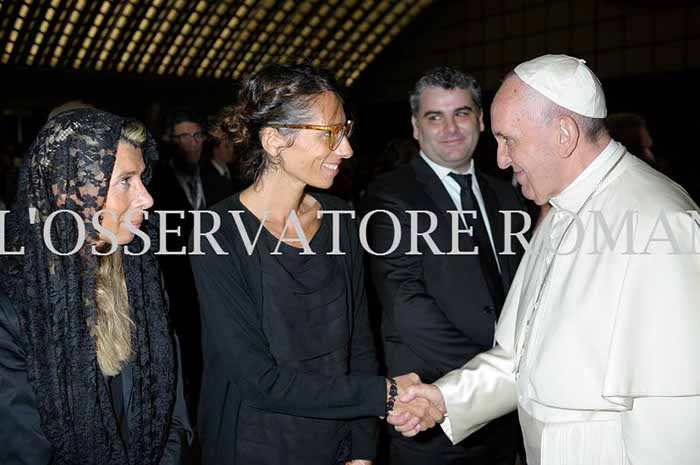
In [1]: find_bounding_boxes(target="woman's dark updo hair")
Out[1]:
[215,63,341,181]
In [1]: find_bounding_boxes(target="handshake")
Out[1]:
[384,373,447,437]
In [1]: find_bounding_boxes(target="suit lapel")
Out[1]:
[413,156,459,224]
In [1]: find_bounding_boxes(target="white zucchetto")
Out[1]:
[514,54,607,118]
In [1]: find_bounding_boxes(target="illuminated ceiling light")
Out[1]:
[50,0,61,8]
[5,42,15,55]
[122,3,133,16]
[236,5,247,18]
[19,5,29,18]
[273,11,284,22]
[282,0,294,11]
[58,35,68,47]
[216,3,227,15]
[99,2,111,15]
[9,30,18,42]
[166,10,177,22]
[13,17,24,32]
[73,59,82,69]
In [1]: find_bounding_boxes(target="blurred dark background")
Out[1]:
[2,0,699,207]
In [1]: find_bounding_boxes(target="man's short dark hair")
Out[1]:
[165,107,204,136]
[410,66,482,115]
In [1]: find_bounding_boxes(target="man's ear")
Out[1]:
[260,126,285,157]
[557,115,579,158]
[411,115,419,141]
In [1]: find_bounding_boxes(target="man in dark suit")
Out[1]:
[363,67,528,465]
[201,137,249,207]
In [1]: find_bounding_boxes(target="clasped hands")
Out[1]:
[385,373,446,437]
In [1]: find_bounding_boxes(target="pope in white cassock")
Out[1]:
[389,54,700,465]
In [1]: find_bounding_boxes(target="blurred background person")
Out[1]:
[605,112,672,175]
[0,108,190,464]
[149,107,207,422]
[200,135,248,207]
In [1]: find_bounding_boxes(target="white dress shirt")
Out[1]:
[419,151,500,271]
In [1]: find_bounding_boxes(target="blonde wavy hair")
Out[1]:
[92,121,148,376]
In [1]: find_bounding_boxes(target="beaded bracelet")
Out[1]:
[385,377,398,416]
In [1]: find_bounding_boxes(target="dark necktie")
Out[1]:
[449,173,505,314]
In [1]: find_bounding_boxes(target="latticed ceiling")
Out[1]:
[0,0,433,87]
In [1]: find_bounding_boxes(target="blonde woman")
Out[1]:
[0,109,190,464]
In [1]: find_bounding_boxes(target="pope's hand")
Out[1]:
[387,383,446,437]
[345,460,372,465]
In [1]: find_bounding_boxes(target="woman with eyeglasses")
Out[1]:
[190,64,443,465]
[0,108,191,464]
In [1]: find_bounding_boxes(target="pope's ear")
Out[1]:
[557,115,579,158]
[260,126,285,157]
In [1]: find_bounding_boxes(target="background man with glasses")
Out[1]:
[150,107,208,423]
[362,66,527,465]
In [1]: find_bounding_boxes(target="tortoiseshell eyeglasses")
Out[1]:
[267,120,354,151]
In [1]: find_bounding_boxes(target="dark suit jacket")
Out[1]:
[362,156,528,459]
[201,160,236,208]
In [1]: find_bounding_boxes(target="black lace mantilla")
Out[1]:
[0,108,175,464]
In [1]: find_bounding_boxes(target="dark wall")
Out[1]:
[347,0,700,199]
